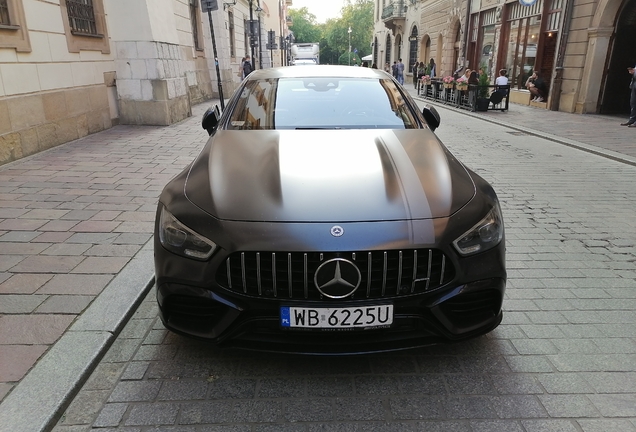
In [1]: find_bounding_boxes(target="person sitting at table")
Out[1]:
[495,69,509,87]
[456,69,472,83]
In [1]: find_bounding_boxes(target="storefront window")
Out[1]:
[503,1,542,90]
[480,24,495,76]
[504,16,541,89]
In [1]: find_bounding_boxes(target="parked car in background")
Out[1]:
[154,66,506,354]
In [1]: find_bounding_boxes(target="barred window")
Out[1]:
[0,0,10,25]
[228,11,235,57]
[190,0,201,50]
[408,26,418,70]
[66,0,97,35]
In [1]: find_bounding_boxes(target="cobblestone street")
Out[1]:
[43,100,636,432]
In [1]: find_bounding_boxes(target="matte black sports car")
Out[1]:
[154,65,505,354]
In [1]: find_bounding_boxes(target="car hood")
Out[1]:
[185,129,475,222]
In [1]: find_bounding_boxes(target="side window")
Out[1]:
[0,0,31,52]
[228,80,277,130]
[59,0,110,54]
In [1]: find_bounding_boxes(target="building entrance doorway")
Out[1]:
[601,0,636,114]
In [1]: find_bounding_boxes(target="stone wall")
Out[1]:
[0,86,111,165]
[114,41,192,126]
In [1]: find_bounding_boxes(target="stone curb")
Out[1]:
[0,240,155,432]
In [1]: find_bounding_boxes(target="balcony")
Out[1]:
[382,1,407,34]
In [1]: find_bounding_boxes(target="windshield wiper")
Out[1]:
[294,127,344,130]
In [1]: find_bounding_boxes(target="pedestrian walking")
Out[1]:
[412,60,419,88]
[621,65,636,127]
[238,57,245,79]
[243,55,254,78]
[428,58,436,77]
[397,58,405,85]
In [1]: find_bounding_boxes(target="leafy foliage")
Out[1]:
[288,0,374,65]
[288,8,321,44]
[478,70,490,99]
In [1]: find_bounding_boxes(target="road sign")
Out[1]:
[201,0,218,12]
[266,44,278,50]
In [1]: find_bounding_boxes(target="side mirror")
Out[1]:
[202,105,221,135]
[422,105,441,131]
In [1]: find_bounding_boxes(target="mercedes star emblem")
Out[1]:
[314,258,361,299]
[330,225,344,237]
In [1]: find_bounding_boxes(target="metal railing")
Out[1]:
[382,1,406,20]
[418,79,510,112]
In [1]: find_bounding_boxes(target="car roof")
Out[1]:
[246,65,392,80]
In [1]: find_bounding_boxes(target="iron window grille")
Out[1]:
[190,0,201,50]
[228,11,235,57]
[66,0,98,35]
[0,0,10,25]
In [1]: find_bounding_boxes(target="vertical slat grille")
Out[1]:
[287,253,293,298]
[66,0,98,35]
[272,253,277,297]
[241,252,246,293]
[218,249,455,300]
[395,251,403,295]
[256,252,262,295]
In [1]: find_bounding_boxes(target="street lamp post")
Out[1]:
[248,0,255,70]
[255,1,264,68]
[348,26,352,65]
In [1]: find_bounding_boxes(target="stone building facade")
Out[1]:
[373,0,636,116]
[0,0,291,166]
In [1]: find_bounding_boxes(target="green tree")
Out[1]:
[287,0,373,66]
[288,8,321,44]
[322,0,374,65]
[340,0,374,59]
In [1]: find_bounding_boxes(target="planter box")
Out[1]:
[476,98,490,111]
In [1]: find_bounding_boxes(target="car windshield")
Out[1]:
[227,77,418,130]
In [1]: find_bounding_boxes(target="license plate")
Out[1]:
[280,305,393,329]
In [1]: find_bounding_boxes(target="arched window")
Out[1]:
[385,33,391,65]
[374,36,378,66]
[408,26,418,70]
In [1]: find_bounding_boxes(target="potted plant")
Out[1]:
[456,81,468,91]
[442,76,455,89]
[421,74,431,85]
[475,71,490,111]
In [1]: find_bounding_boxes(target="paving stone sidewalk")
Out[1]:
[0,103,214,415]
[1,90,635,432]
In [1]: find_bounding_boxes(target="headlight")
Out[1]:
[159,206,217,260]
[453,203,504,256]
